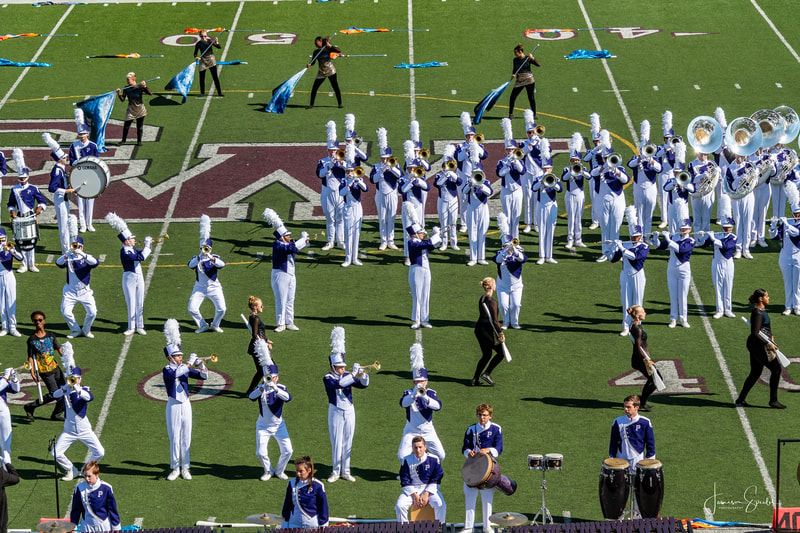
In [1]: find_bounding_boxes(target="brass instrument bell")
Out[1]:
[387,155,398,167]
[354,166,365,178]
[474,133,485,143]
[534,125,546,136]
[444,159,457,171]
[419,148,430,160]
[512,147,525,160]
[334,148,346,161]
[412,166,426,178]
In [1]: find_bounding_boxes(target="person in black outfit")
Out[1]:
[628,305,656,412]
[116,72,153,146]
[194,29,223,96]
[507,43,541,119]
[471,277,505,387]
[23,311,66,422]
[306,36,343,109]
[247,295,272,395]
[0,460,19,533]
[736,289,786,409]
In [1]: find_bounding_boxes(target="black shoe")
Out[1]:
[770,401,787,409]
[118,140,126,146]
[640,403,652,412]
[136,142,142,146]
[24,404,35,422]
[305,105,314,109]
[51,414,65,422]
[508,114,514,119]
[470,379,480,387]
[338,104,343,109]
[480,373,495,386]
[734,399,751,407]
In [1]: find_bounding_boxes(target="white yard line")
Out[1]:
[749,0,800,65]
[407,0,416,120]
[0,5,74,113]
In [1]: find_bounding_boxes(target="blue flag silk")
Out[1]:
[565,49,613,60]
[0,57,51,67]
[265,67,308,114]
[217,60,246,65]
[75,91,115,153]
[473,80,510,124]
[165,62,197,104]
[394,61,447,69]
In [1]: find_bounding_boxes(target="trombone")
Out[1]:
[444,159,457,171]
[412,167,426,178]
[334,148,346,161]
[387,155,398,167]
[534,124,546,137]
[353,166,365,178]
[512,147,525,160]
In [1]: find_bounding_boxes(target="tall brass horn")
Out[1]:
[751,108,785,149]
[444,159,457,171]
[412,166,426,178]
[725,117,763,157]
[419,148,430,160]
[471,169,486,186]
[534,125,546,137]
[686,116,723,154]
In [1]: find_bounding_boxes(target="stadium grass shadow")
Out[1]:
[305,315,404,327]
[379,368,473,387]
[525,397,620,409]
[148,94,183,107]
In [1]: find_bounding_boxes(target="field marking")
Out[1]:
[406,0,416,120]
[750,0,800,64]
[0,5,74,114]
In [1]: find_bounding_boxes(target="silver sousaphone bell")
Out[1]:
[724,116,763,157]
[774,105,800,146]
[686,115,723,154]
[750,108,785,149]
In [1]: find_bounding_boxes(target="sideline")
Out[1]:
[749,0,800,65]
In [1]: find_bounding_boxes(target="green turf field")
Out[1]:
[3,0,800,530]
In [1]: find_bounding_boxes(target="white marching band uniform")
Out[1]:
[408,226,442,328]
[562,164,589,248]
[401,177,430,260]
[52,376,105,477]
[0,230,23,336]
[163,355,208,476]
[395,451,447,523]
[521,134,543,232]
[324,358,369,481]
[7,174,46,272]
[629,155,662,236]
[771,213,800,314]
[0,369,19,460]
[726,160,756,258]
[752,151,776,246]
[69,139,98,232]
[187,249,227,332]
[249,375,293,480]
[495,246,527,329]
[532,166,561,263]
[120,238,152,332]
[497,155,525,241]
[340,176,368,266]
[56,246,98,338]
[688,157,716,233]
[397,387,445,462]
[48,155,72,253]
[316,153,346,249]
[592,160,629,260]
[702,227,737,317]
[654,229,696,326]
[611,238,649,334]
[271,230,309,331]
[370,158,402,250]
[462,421,504,533]
[434,167,461,250]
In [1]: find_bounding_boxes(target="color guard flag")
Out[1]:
[0,57,51,67]
[165,62,197,104]
[265,67,307,114]
[473,80,510,124]
[75,91,116,153]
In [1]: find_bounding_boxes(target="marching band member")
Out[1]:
[770,143,795,220]
[652,203,696,328]
[699,196,737,319]
[494,214,527,329]
[250,338,293,481]
[116,72,152,146]
[0,229,23,337]
[23,311,67,422]
[317,121,345,251]
[70,461,120,532]
[628,120,662,235]
[397,344,445,462]
[461,403,506,533]
[471,278,505,387]
[497,118,525,241]
[0,363,20,459]
[281,456,329,528]
[52,343,104,481]
[371,128,402,251]
[8,149,46,273]
[770,183,800,315]
[520,109,542,233]
[688,150,716,233]
[405,203,442,329]
[611,206,649,336]
[714,107,733,223]
[532,139,561,264]
[456,113,486,233]
[592,131,629,262]
[44,132,74,253]
[162,319,208,481]
[69,110,98,233]
[263,208,309,332]
[106,212,151,335]
[396,436,446,524]
[434,145,461,251]
[726,153,757,259]
[656,111,676,230]
[401,140,430,267]
[56,216,98,339]
[0,151,5,207]
[626,307,656,411]
[340,144,368,267]
[246,295,272,394]
[583,114,604,230]
[663,141,694,235]
[407,121,432,217]
[324,327,369,483]
[344,115,368,166]
[563,133,589,249]
[752,148,776,248]
[187,215,226,333]
[609,394,656,476]
[464,140,492,267]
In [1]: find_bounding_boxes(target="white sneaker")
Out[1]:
[404,258,411,266]
[352,260,363,266]
[596,254,608,263]
[378,243,387,251]
[439,244,448,251]
[749,239,757,248]
[620,329,629,336]
[8,329,20,337]
[273,471,289,480]
[575,241,587,248]
[422,322,432,329]
[536,258,545,265]
[29,265,39,273]
[533,226,539,233]
[657,221,668,229]
[195,323,209,333]
[321,242,334,251]
[565,241,574,250]
[341,473,356,482]
[466,260,476,266]
[757,238,768,248]
[286,324,299,331]
[459,529,473,533]
[88,225,96,232]
[410,322,421,330]
[451,244,460,251]
[681,319,691,328]
[484,527,495,533]
[478,260,489,265]
[545,258,558,264]
[733,249,742,259]
[387,242,399,250]
[523,225,532,233]
[274,325,286,332]
[327,474,340,483]
[66,330,82,339]
[16,265,27,274]
[795,309,800,316]
[337,242,346,250]
[511,324,521,329]
[260,472,272,481]
[181,468,192,480]
[136,328,147,335]
[79,225,87,233]
[123,329,135,336]
[668,320,676,328]
[61,466,79,481]
[83,331,95,339]
[459,225,468,233]
[589,222,600,230]
[166,470,179,482]
[501,325,508,330]
[725,311,736,318]
[713,312,723,319]
[211,326,224,333]
[743,251,753,259]
[341,261,351,268]
[0,330,6,337]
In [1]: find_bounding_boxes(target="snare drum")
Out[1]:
[69,156,110,199]
[634,459,664,518]
[599,458,630,520]
[528,454,544,470]
[544,453,563,471]
[461,453,517,496]
[12,214,39,251]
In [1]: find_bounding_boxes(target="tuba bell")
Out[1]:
[471,169,486,186]
[774,105,800,145]
[751,108,785,149]
[687,116,723,155]
[725,117,763,157]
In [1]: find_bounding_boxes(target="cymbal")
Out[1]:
[246,513,282,526]
[36,521,76,533]
[489,512,528,526]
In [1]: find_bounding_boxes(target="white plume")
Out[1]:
[497,212,509,236]
[719,191,732,219]
[786,182,800,210]
[410,343,424,374]
[345,142,356,166]
[600,130,611,152]
[625,205,638,229]
[676,197,690,225]
[714,107,728,129]
[11,148,25,173]
[61,342,75,375]
[501,117,513,143]
[163,318,181,348]
[344,114,355,135]
[42,132,60,152]
[404,140,416,163]
[469,139,480,165]
[571,132,583,156]
[442,144,456,161]
[662,110,673,135]
[674,141,687,166]
[330,326,345,354]
[410,120,420,143]
[403,200,420,227]
[524,109,535,128]
[640,120,651,145]
[254,338,273,369]
[68,214,78,240]
[104,212,129,234]
[590,113,601,138]
[460,111,473,131]
[540,138,551,164]
[199,214,211,242]
[326,120,337,144]
[262,208,284,228]
[74,108,86,128]
[377,127,388,150]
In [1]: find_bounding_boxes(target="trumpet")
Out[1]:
[356,361,381,374]
[13,362,30,372]
[419,148,430,160]
[353,166,365,178]
[136,233,169,247]
[192,354,219,367]
[642,143,658,159]
[444,159,457,171]
[68,375,79,386]
[471,169,486,186]
[416,386,427,396]
[534,124,546,137]
[353,135,363,146]
[570,163,584,177]
[512,147,525,160]
[475,133,484,143]
[4,241,14,250]
[70,241,81,251]
[542,173,558,188]
[676,170,692,187]
[670,135,684,147]
[412,166,426,178]
[387,155,398,167]
[334,148,346,161]
[606,153,622,168]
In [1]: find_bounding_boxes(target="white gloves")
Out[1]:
[188,353,198,367]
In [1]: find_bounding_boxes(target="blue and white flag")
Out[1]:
[165,62,197,104]
[265,67,307,114]
[75,90,115,153]
[565,49,613,60]
[0,57,51,67]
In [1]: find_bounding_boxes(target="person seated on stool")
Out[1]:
[396,436,446,524]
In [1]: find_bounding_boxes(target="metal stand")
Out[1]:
[49,436,60,516]
[531,470,554,525]
[621,470,638,520]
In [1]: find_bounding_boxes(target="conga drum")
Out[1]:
[599,458,630,520]
[461,453,517,496]
[634,459,664,518]
[409,503,435,522]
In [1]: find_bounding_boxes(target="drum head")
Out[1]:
[637,459,662,470]
[69,156,110,198]
[603,458,630,470]
[461,454,493,487]
[409,503,435,522]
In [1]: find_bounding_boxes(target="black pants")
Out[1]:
[632,357,656,407]
[28,368,66,418]
[738,339,781,404]
[121,117,145,144]
[309,74,342,107]
[472,327,504,381]
[199,66,222,95]
[508,83,536,116]
[247,352,264,395]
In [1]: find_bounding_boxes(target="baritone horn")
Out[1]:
[471,169,486,186]
[419,148,430,160]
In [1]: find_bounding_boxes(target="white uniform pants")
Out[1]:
[256,417,293,476]
[396,490,446,523]
[437,197,459,248]
[270,270,296,327]
[468,203,489,262]
[771,182,787,219]
[668,197,688,235]
[752,184,771,241]
[328,404,355,476]
[54,197,70,253]
[634,182,657,235]
[0,403,11,460]
[589,180,601,224]
[342,203,362,263]
[375,191,398,245]
[564,189,584,244]
[0,272,17,332]
[667,261,692,321]
[779,253,800,311]
[538,200,557,259]
[188,281,226,329]
[734,195,754,251]
[500,188,523,241]
[497,279,523,328]
[321,188,344,245]
[658,173,670,223]
[409,265,431,323]
[62,286,97,334]
[601,194,625,257]
[522,174,535,226]
[397,422,445,462]
[122,271,145,329]
[54,422,105,472]
[166,398,192,469]
[463,483,494,529]
[620,270,646,330]
[712,256,734,314]
[77,197,94,229]
[691,194,715,233]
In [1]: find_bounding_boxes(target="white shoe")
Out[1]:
[321,242,334,251]
[783,308,792,316]
[136,328,147,335]
[181,468,192,480]
[341,261,351,268]
[439,244,448,251]
[422,322,432,328]
[536,258,545,265]
[484,527,495,533]
[410,322,421,330]
[459,529,473,533]
[79,225,87,233]
[66,330,82,339]
[352,260,363,266]
[668,320,676,328]
[749,239,757,248]
[620,329,629,336]
[327,474,340,483]
[589,222,600,230]
[459,225,468,233]
[681,319,691,328]
[713,312,723,319]
[523,225,532,233]
[757,238,768,248]
[596,254,608,263]
[123,329,135,336]
[16,265,27,274]
[337,242,346,250]
[733,249,742,259]
[466,260,476,266]
[88,225,96,232]
[61,466,79,481]
[83,331,95,339]
[501,325,508,330]
[795,309,800,316]
[341,473,356,482]
[478,260,489,265]
[29,265,39,273]
[211,326,224,333]
[274,325,286,332]
[260,472,272,481]
[8,329,20,337]
[565,241,574,250]
[725,311,736,318]
[575,241,587,248]
[743,251,753,259]
[511,324,521,330]
[404,258,411,266]
[286,324,299,331]
[658,221,668,229]
[0,330,6,337]
[195,323,209,333]
[545,258,558,264]
[387,242,399,250]
[533,225,539,233]
[378,243,387,251]
[451,244,460,251]
[273,471,289,480]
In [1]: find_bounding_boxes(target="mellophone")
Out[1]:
[461,453,517,496]
[599,457,664,519]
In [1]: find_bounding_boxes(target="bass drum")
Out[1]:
[634,459,664,518]
[461,453,517,496]
[599,458,629,520]
[69,156,110,199]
